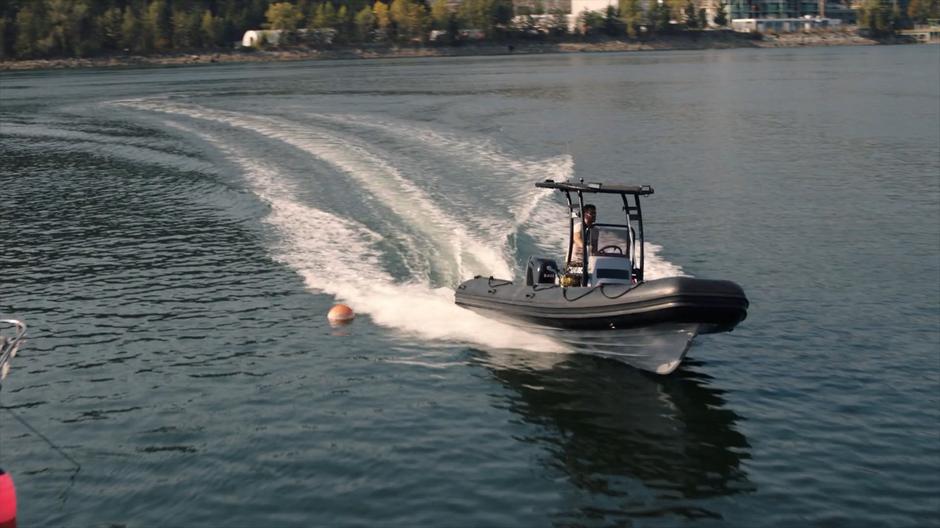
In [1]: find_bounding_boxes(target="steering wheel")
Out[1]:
[598,245,624,255]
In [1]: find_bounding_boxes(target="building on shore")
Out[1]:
[563,0,849,30]
[728,0,855,21]
[241,29,336,48]
[899,21,940,43]
[242,30,285,47]
[731,16,843,31]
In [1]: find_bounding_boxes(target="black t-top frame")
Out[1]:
[535,179,654,287]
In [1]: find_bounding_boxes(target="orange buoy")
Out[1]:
[327,304,355,324]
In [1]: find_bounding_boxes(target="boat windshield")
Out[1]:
[590,226,631,257]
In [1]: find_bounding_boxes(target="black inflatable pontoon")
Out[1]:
[454,180,749,373]
[455,276,747,331]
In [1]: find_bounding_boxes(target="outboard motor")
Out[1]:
[525,257,559,286]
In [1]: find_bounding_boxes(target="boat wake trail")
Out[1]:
[110,97,685,356]
[224,126,564,350]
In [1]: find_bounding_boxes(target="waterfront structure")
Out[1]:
[242,30,284,47]
[731,16,843,31]
[513,0,855,29]
[729,0,832,19]
[241,29,336,48]
[900,21,940,42]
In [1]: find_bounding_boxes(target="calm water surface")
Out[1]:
[1,45,938,527]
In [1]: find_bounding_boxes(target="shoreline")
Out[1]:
[0,31,895,72]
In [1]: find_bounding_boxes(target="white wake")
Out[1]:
[155,119,566,351]
[115,98,686,357]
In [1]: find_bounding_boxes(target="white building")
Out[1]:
[241,28,336,47]
[241,30,284,47]
[730,17,842,32]
[899,22,940,43]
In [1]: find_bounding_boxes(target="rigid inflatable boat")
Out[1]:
[454,180,748,374]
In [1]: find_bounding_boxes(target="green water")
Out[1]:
[1,45,938,526]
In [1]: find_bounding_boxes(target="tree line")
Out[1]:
[856,0,940,36]
[0,0,503,58]
[0,0,726,60]
[1,0,270,59]
[3,0,937,60]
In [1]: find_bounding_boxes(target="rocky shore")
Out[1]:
[0,30,887,72]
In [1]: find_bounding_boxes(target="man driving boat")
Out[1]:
[569,204,596,267]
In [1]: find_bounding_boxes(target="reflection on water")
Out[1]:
[479,351,753,522]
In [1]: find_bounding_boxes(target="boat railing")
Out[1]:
[1,319,27,382]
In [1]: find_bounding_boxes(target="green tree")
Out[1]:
[373,1,391,39]
[891,2,903,30]
[547,7,569,36]
[219,0,250,42]
[492,0,514,29]
[266,2,305,30]
[43,0,95,56]
[336,5,352,39]
[907,0,926,21]
[578,9,605,33]
[201,10,223,47]
[297,0,315,23]
[120,7,141,51]
[457,0,486,30]
[409,0,431,41]
[354,5,376,40]
[248,0,271,28]
[603,5,623,35]
[0,16,10,59]
[683,0,698,27]
[458,0,512,36]
[389,0,428,41]
[666,0,685,24]
[66,0,97,56]
[14,3,48,58]
[389,0,408,38]
[858,0,897,35]
[619,0,645,37]
[430,0,451,30]
[647,0,673,33]
[907,0,940,22]
[172,8,202,49]
[97,7,124,51]
[713,1,728,26]
[143,0,172,52]
[313,2,337,28]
